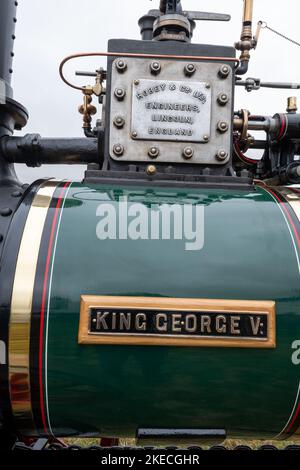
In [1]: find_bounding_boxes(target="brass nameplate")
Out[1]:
[78,296,276,348]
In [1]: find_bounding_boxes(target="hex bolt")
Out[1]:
[113,116,125,128]
[148,147,159,158]
[182,147,194,159]
[217,93,229,106]
[218,65,230,79]
[116,59,127,73]
[131,131,138,139]
[216,149,229,161]
[114,87,126,101]
[217,121,229,133]
[113,144,124,156]
[146,165,157,176]
[203,135,210,142]
[184,63,196,76]
[150,61,161,75]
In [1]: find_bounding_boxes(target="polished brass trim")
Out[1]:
[276,187,300,222]
[79,296,276,349]
[9,182,58,433]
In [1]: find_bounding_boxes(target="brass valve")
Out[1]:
[76,68,107,135]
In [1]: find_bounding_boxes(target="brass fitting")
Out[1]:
[287,97,298,114]
[78,87,97,132]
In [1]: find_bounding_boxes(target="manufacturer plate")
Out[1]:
[79,296,276,348]
[131,79,211,142]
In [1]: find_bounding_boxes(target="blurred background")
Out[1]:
[11,0,300,182]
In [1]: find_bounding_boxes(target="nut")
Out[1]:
[113,144,124,156]
[116,59,127,73]
[114,87,126,100]
[150,61,161,75]
[113,116,125,128]
[216,149,228,161]
[217,93,229,106]
[148,147,159,158]
[182,147,194,159]
[184,63,196,76]
[218,65,230,79]
[217,121,229,133]
[146,165,157,176]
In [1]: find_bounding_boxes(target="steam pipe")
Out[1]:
[0,0,18,100]
[1,135,99,167]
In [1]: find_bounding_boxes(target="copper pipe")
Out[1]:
[59,52,239,91]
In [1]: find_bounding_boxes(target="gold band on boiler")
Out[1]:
[275,187,300,222]
[9,182,58,434]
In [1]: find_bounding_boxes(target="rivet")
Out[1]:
[205,82,211,89]
[148,147,159,158]
[218,65,230,79]
[131,131,138,139]
[182,147,194,159]
[116,59,127,73]
[114,87,126,100]
[146,165,157,176]
[184,63,196,76]
[217,93,229,105]
[150,61,161,75]
[134,80,140,86]
[113,144,124,156]
[216,149,228,161]
[0,208,12,217]
[217,121,229,133]
[113,116,125,128]
[0,234,3,243]
[203,135,209,142]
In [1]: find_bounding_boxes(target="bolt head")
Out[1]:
[218,65,230,78]
[217,121,229,133]
[182,147,194,159]
[113,116,125,128]
[217,93,229,105]
[146,165,157,176]
[150,61,161,74]
[116,59,127,72]
[216,149,228,161]
[184,63,196,76]
[148,147,159,158]
[114,88,126,100]
[113,144,124,156]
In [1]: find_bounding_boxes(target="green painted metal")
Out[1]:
[42,182,300,439]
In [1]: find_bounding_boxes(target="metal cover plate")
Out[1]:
[131,79,211,142]
[109,57,233,165]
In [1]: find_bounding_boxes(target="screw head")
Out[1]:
[113,144,124,156]
[114,87,126,100]
[113,116,125,128]
[116,59,127,72]
[150,61,161,75]
[218,65,230,78]
[217,93,229,105]
[146,165,157,176]
[134,79,140,86]
[217,121,229,133]
[203,135,209,142]
[184,63,196,76]
[131,131,138,139]
[216,149,228,161]
[182,147,194,159]
[148,147,159,158]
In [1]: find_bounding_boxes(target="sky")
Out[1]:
[10,0,300,182]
